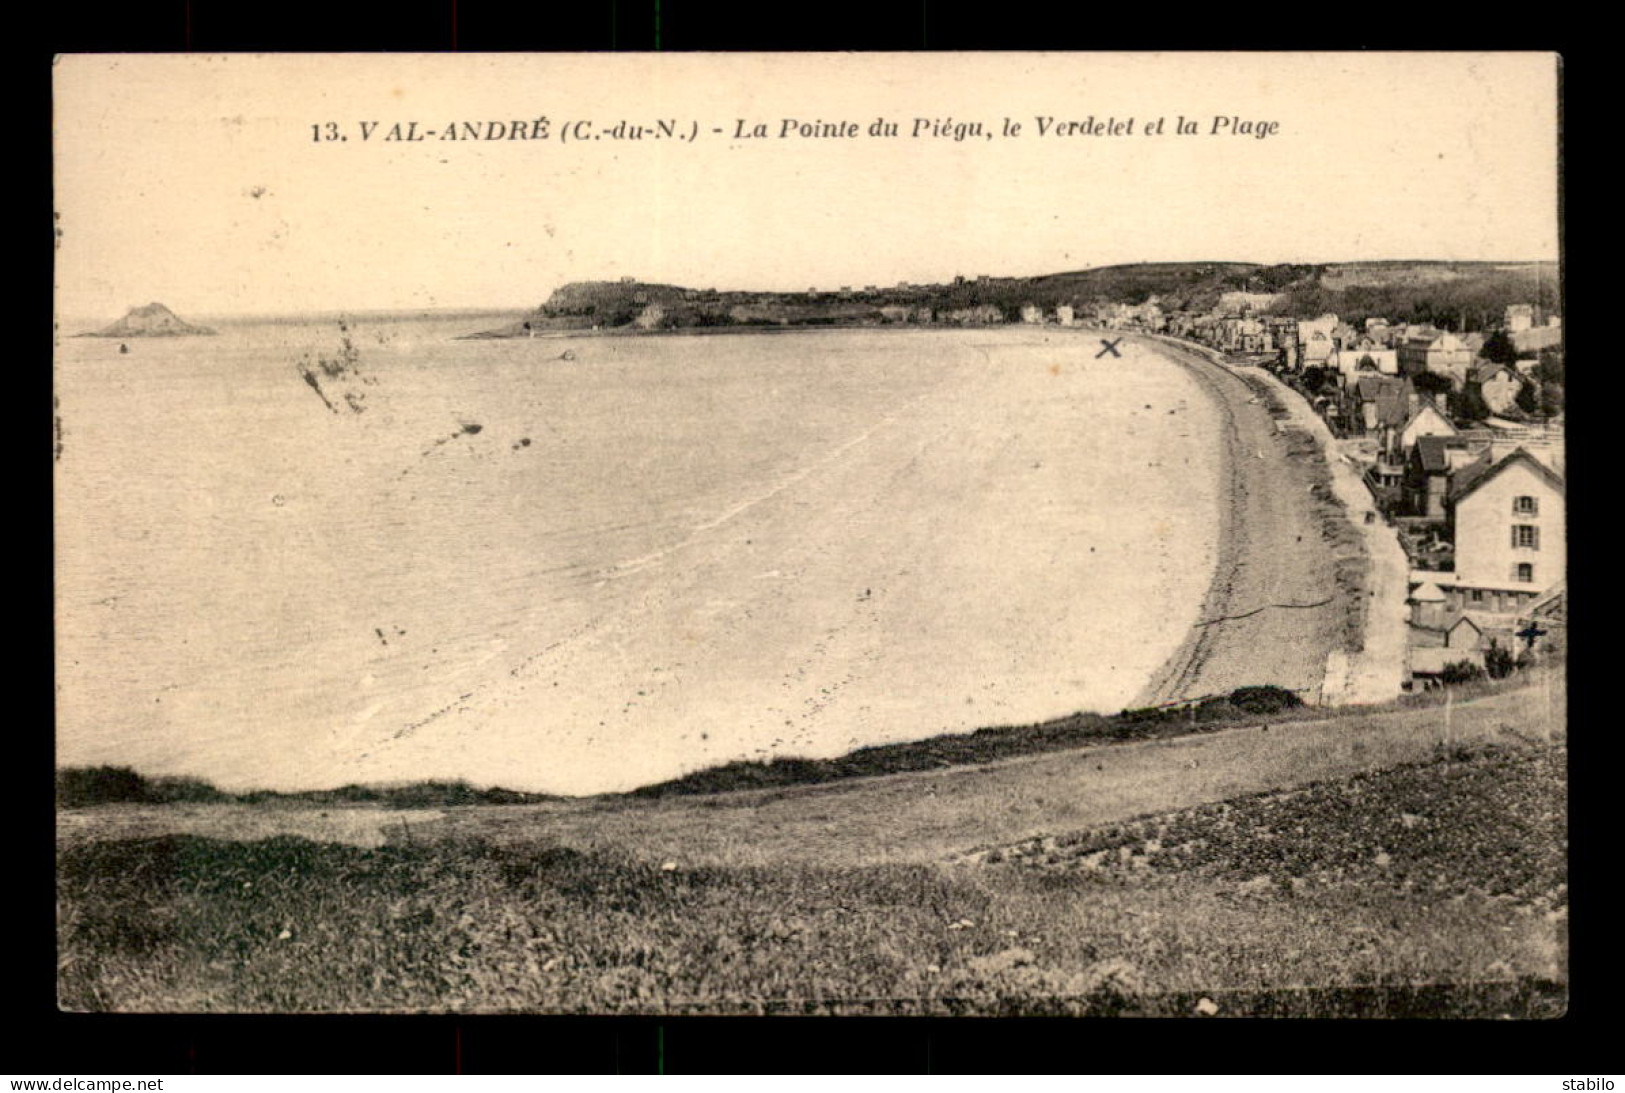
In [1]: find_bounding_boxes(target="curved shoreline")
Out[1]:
[1127,333,1342,707]
[1130,335,1248,707]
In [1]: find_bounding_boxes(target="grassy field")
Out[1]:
[58,677,1566,1016]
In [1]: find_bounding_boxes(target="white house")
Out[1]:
[1468,362,1527,416]
[1443,448,1565,613]
[1398,329,1473,389]
[1335,346,1400,379]
[1397,399,1458,454]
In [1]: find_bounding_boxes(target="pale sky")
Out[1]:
[52,52,1560,320]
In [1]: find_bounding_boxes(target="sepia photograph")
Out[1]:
[53,51,1565,1018]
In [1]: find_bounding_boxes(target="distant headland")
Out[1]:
[463,261,1559,338]
[79,303,215,338]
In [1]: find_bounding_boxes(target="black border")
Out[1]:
[38,7,1602,1076]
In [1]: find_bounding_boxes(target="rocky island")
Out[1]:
[81,302,215,337]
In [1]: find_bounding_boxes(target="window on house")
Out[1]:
[1514,563,1535,583]
[1514,496,1539,516]
[1470,589,1483,604]
[1512,525,1540,550]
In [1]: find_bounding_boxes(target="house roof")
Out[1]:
[1355,375,1412,421]
[1414,434,1471,473]
[1444,448,1497,495]
[1521,578,1566,621]
[1404,610,1488,643]
[1447,614,1485,636]
[1399,398,1456,438]
[1449,447,1566,504]
[1470,361,1519,384]
[1410,580,1446,603]
[1377,382,1412,427]
[1403,329,1466,352]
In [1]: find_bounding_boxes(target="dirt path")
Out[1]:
[1133,337,1338,706]
[58,675,1565,865]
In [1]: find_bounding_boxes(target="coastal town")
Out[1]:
[1072,292,1566,692]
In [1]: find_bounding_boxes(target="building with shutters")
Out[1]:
[1441,448,1565,615]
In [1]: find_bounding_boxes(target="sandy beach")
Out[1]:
[1132,336,1342,707]
[57,324,1225,795]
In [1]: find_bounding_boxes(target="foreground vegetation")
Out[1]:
[58,740,1565,1016]
[54,769,559,811]
[57,668,1555,810]
[57,686,1315,809]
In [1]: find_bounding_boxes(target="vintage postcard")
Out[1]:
[54,52,1564,1016]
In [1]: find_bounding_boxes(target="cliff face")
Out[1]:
[464,281,894,338]
[542,281,688,315]
[86,303,215,337]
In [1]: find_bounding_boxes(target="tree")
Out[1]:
[1227,685,1305,715]
[1515,380,1540,415]
[1539,381,1565,420]
[1481,329,1520,366]
[1413,371,1454,398]
[1301,365,1334,393]
[1484,638,1517,680]
[1535,348,1565,387]
[56,765,150,807]
[1456,384,1492,422]
[1440,659,1485,685]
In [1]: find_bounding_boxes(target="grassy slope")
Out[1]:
[56,676,1561,867]
[57,743,1566,1016]
[58,679,1566,1015]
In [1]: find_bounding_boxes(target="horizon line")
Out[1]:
[57,256,1563,324]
